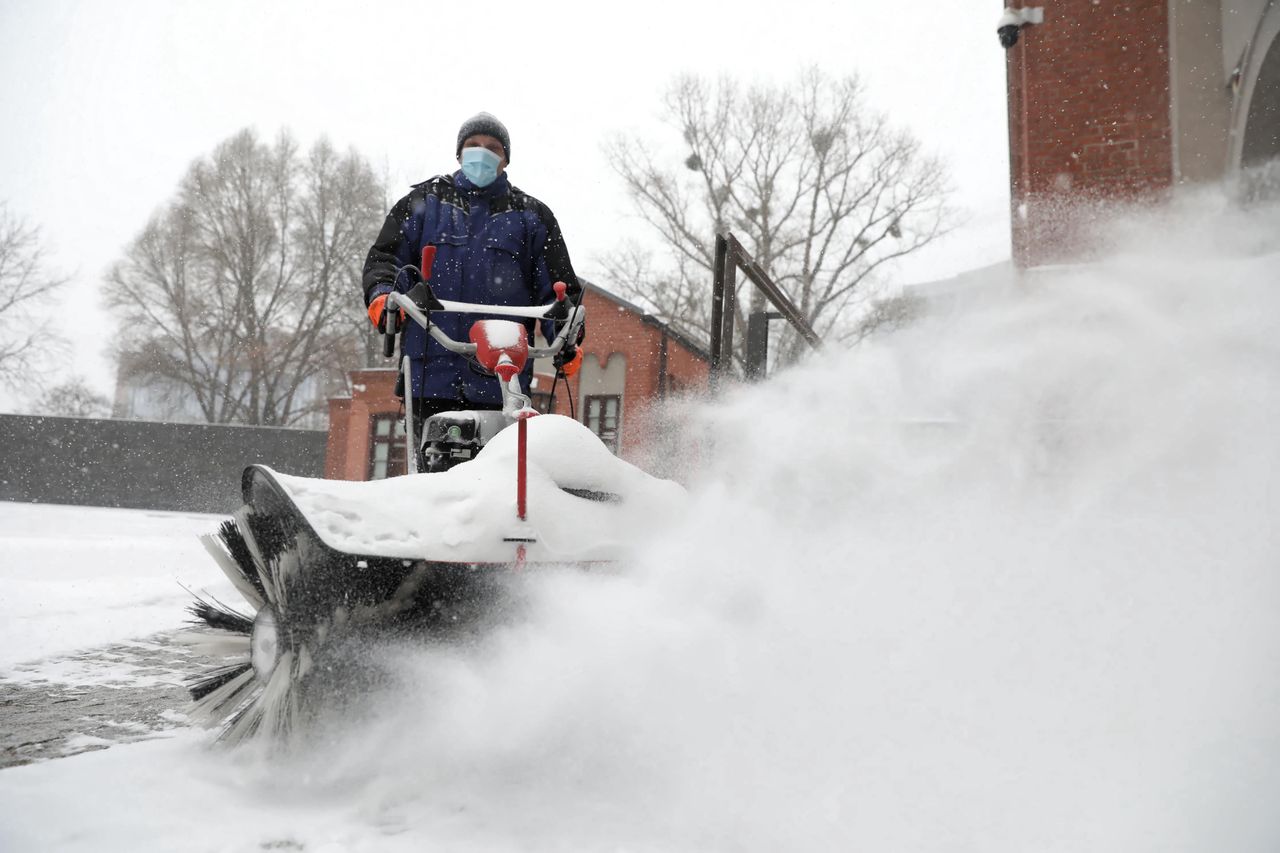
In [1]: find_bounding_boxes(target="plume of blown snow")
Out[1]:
[248,196,1280,852]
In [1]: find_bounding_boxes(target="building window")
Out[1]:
[368,413,407,479]
[584,395,621,454]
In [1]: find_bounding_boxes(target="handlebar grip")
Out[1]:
[381,304,398,358]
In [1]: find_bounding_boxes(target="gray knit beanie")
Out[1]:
[456,112,510,162]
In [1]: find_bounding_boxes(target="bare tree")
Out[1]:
[846,291,927,346]
[0,204,70,389]
[604,69,949,367]
[105,129,385,426]
[32,376,111,418]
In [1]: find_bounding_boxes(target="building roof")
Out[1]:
[579,278,711,362]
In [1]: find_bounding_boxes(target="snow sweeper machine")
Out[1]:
[182,246,685,743]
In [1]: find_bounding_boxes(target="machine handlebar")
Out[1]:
[382,284,584,361]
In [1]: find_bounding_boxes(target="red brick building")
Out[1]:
[324,282,709,480]
[1005,0,1280,266]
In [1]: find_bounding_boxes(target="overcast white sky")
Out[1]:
[0,0,1011,409]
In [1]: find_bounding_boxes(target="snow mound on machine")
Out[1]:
[273,414,685,564]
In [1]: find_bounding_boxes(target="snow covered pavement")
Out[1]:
[0,502,232,668]
[0,502,230,768]
[1,632,197,767]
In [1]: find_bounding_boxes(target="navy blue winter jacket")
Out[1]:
[362,171,581,405]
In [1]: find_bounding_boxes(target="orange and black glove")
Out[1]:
[367,293,404,329]
[554,342,583,377]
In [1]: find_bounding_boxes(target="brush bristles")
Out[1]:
[218,519,267,603]
[199,532,266,612]
[188,505,311,745]
[187,598,253,635]
[175,629,250,659]
[188,662,253,702]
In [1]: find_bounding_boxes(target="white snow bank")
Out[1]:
[0,503,232,669]
[0,733,320,853]
[277,414,686,562]
[0,729,546,853]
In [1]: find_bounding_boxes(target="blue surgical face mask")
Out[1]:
[460,146,502,187]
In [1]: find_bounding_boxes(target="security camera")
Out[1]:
[997,7,1043,49]
[997,9,1021,48]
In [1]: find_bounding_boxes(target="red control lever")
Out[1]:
[420,245,437,281]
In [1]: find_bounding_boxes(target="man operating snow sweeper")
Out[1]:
[363,112,585,443]
[181,114,692,745]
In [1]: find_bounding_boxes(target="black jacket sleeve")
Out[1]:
[529,200,585,345]
[539,206,579,296]
[361,192,417,305]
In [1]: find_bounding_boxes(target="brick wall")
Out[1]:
[1008,0,1174,265]
[566,288,709,458]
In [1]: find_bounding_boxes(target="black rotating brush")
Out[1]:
[183,510,308,745]
[183,465,511,745]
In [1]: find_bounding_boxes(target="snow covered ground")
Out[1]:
[0,503,232,669]
[1,200,1278,851]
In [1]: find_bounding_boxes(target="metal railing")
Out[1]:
[709,232,821,386]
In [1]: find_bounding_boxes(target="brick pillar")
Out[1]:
[324,398,352,479]
[324,368,402,481]
[1006,0,1174,267]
